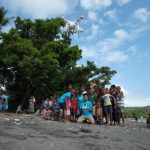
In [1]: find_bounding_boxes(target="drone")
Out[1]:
[61,15,84,37]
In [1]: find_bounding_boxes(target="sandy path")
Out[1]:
[0,113,149,150]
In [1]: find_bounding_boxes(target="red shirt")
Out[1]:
[70,98,78,112]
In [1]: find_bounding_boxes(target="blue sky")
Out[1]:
[0,0,150,106]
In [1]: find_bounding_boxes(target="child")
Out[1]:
[70,94,78,122]
[92,101,96,122]
[95,102,103,125]
[52,97,60,121]
[65,97,71,122]
[146,113,150,128]
[43,106,51,120]
[28,96,36,113]
[49,96,54,109]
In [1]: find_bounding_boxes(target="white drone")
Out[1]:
[61,15,84,37]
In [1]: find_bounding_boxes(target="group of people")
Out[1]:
[1,82,150,128]
[37,83,126,126]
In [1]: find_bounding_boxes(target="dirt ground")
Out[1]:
[0,113,150,150]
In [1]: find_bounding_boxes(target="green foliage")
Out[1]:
[125,106,150,118]
[0,7,14,31]
[0,14,116,111]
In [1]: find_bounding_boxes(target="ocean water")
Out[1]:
[128,118,146,124]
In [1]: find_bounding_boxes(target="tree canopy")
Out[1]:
[0,12,116,111]
[0,7,13,31]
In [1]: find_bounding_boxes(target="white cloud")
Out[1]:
[87,24,100,40]
[119,85,130,96]
[104,9,119,22]
[80,0,112,10]
[112,85,150,107]
[81,28,129,63]
[0,0,77,18]
[114,29,128,39]
[125,95,150,107]
[104,51,128,62]
[129,24,150,40]
[98,29,128,53]
[117,0,132,6]
[127,45,138,56]
[133,8,150,23]
[88,11,97,21]
[81,46,97,58]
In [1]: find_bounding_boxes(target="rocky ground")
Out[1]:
[0,113,150,150]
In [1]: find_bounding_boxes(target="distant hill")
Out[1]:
[125,106,150,118]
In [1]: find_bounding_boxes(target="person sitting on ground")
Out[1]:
[52,96,60,121]
[146,113,150,128]
[43,106,51,120]
[77,94,95,124]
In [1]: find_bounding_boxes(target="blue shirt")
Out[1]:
[52,101,60,112]
[77,94,84,107]
[58,92,71,103]
[2,95,9,103]
[80,101,93,116]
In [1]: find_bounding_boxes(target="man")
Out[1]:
[116,86,125,126]
[77,94,95,124]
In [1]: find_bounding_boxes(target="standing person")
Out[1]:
[116,86,125,126]
[88,89,96,103]
[0,92,9,112]
[28,96,36,113]
[52,97,60,121]
[65,97,71,122]
[146,113,150,128]
[109,85,118,124]
[77,94,95,124]
[77,89,84,117]
[58,90,72,122]
[90,80,97,91]
[95,95,103,125]
[102,90,113,126]
[70,94,78,122]
[0,95,2,111]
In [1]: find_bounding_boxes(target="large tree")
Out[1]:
[0,7,13,31]
[0,16,116,111]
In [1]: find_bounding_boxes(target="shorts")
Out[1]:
[78,115,95,124]
[71,110,77,115]
[104,105,112,114]
[66,109,70,115]
[117,106,124,113]
[59,103,65,110]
